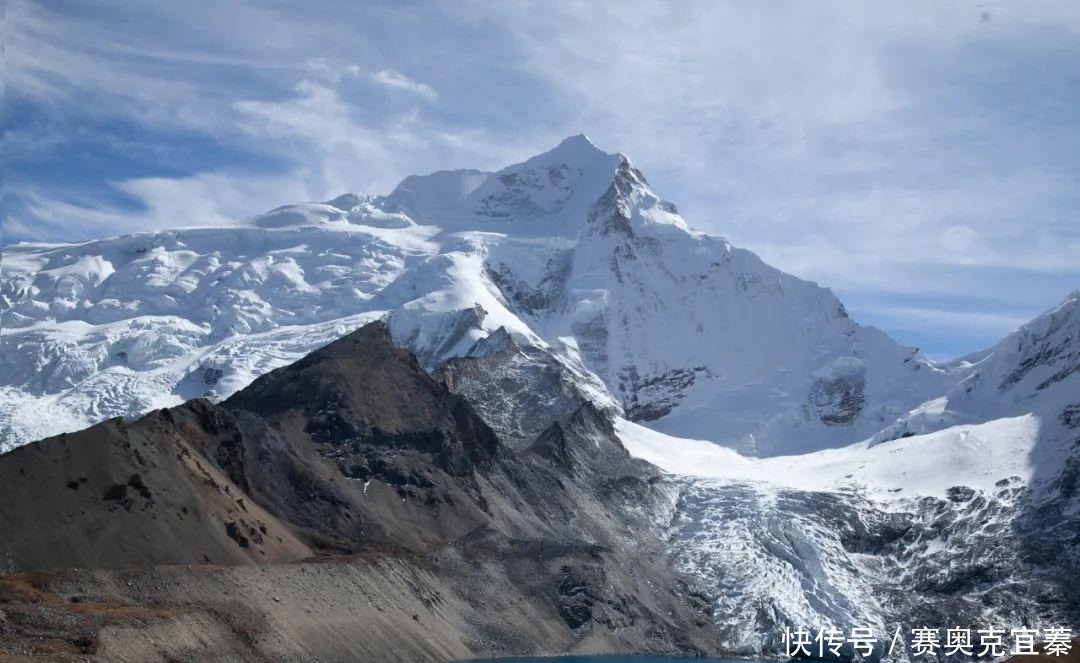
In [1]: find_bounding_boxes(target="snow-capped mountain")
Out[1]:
[1,135,955,454]
[620,292,1080,656]
[870,290,1080,445]
[3,134,1078,659]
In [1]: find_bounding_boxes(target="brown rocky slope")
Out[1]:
[0,322,719,662]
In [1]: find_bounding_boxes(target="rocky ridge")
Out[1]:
[0,322,718,662]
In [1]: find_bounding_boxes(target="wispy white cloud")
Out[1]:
[231,78,532,199]
[234,80,401,196]
[370,69,437,101]
[10,172,312,241]
[5,0,1080,357]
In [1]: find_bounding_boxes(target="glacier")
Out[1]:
[2,134,958,455]
[3,134,1078,658]
[623,290,1080,656]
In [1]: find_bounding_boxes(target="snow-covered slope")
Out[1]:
[618,292,1080,656]
[0,220,421,447]
[1,135,956,454]
[870,290,1080,445]
[619,413,1050,498]
[623,398,1078,656]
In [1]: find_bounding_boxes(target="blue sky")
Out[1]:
[5,1,1079,359]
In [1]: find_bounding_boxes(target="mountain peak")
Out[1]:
[562,132,595,146]
[529,132,616,168]
[552,132,602,154]
[378,134,626,226]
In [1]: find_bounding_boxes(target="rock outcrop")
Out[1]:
[0,322,719,662]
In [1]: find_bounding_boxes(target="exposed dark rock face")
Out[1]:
[436,328,612,449]
[527,402,649,481]
[809,368,867,426]
[487,250,572,316]
[619,365,710,421]
[0,414,313,571]
[1061,403,1080,429]
[0,321,719,662]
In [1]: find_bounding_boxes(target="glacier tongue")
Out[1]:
[618,285,1080,658]
[664,469,1079,659]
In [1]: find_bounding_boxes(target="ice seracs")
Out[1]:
[3,134,1078,659]
[2,135,958,455]
[620,291,1080,657]
[0,135,968,454]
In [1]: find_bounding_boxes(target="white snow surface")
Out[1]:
[620,288,1080,498]
[619,290,1079,654]
[869,290,1080,445]
[618,413,1046,498]
[9,135,1069,455]
[2,135,963,455]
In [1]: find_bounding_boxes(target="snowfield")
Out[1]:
[2,135,961,455]
[618,413,1046,498]
[622,286,1079,656]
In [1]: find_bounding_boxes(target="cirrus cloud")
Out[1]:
[4,0,1079,358]
[370,69,438,101]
